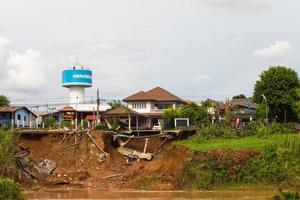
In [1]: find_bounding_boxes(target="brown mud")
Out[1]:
[17,131,192,191]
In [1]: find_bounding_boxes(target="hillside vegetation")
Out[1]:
[176,123,300,190]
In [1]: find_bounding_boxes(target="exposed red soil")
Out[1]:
[17,131,192,190]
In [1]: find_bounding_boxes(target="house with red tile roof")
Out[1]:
[120,86,186,130]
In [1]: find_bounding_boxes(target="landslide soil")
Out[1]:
[18,131,192,190]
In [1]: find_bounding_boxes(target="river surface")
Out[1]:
[23,189,277,200]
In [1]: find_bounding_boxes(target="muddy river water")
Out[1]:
[23,189,277,199]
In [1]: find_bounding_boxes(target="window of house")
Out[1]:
[17,114,21,121]
[24,116,27,122]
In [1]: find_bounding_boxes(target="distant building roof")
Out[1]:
[104,107,144,117]
[59,106,76,112]
[123,86,186,103]
[59,104,111,112]
[0,106,22,112]
[0,106,37,116]
[230,99,257,108]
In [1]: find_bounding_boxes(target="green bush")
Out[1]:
[61,120,72,128]
[192,125,236,141]
[82,119,88,128]
[0,178,24,200]
[44,117,57,129]
[163,108,182,129]
[181,103,209,126]
[273,191,299,200]
[244,123,295,137]
[179,135,300,189]
[0,131,16,176]
[95,123,109,130]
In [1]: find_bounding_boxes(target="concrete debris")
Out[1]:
[34,159,57,175]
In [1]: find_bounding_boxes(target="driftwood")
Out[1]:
[100,173,122,180]
[153,137,168,154]
[86,131,107,155]
[143,138,149,153]
[63,143,79,149]
[59,134,67,144]
[117,146,154,161]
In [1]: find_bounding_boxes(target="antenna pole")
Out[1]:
[96,89,100,126]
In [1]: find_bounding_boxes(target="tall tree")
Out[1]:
[232,94,247,99]
[0,95,10,107]
[253,66,300,122]
[108,100,124,109]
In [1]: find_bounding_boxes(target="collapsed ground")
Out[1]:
[16,125,300,192]
[17,131,191,190]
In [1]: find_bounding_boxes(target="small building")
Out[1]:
[58,104,111,127]
[0,106,38,128]
[230,99,257,122]
[121,86,187,130]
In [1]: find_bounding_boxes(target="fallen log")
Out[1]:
[86,131,108,156]
[63,143,79,149]
[117,146,154,161]
[100,173,122,180]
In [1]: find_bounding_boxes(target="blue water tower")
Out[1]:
[62,65,92,104]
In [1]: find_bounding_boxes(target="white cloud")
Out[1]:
[253,41,292,59]
[0,35,49,93]
[0,36,10,72]
[192,74,211,83]
[203,0,272,9]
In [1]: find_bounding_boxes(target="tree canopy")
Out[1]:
[253,66,300,122]
[232,94,247,99]
[108,100,124,109]
[163,103,209,128]
[0,95,10,107]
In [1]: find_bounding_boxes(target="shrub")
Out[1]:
[244,123,295,137]
[0,178,24,200]
[179,135,300,189]
[0,131,16,176]
[95,123,109,130]
[44,117,57,129]
[192,125,236,141]
[61,120,72,128]
[163,108,182,129]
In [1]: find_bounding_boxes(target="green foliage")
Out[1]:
[108,100,124,109]
[61,120,72,128]
[243,122,295,137]
[253,66,300,122]
[191,125,236,141]
[44,117,57,129]
[163,108,182,129]
[0,95,10,107]
[179,135,300,189]
[163,103,209,128]
[175,134,299,152]
[254,104,267,121]
[95,123,109,130]
[82,119,88,128]
[232,94,247,99]
[273,191,300,200]
[0,178,25,200]
[181,103,209,126]
[0,131,16,176]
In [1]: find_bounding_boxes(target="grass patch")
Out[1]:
[174,134,300,152]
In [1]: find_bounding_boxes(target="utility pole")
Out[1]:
[75,96,78,131]
[96,89,100,126]
[262,94,268,124]
[284,109,287,124]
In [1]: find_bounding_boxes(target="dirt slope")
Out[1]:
[18,131,191,190]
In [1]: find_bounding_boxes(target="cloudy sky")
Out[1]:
[0,0,299,104]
